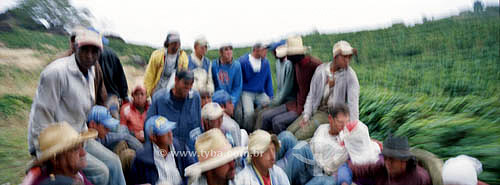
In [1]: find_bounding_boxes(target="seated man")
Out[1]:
[238,43,274,132]
[235,130,290,185]
[288,40,359,140]
[185,128,247,185]
[442,155,489,185]
[212,90,248,148]
[87,105,143,172]
[120,85,149,142]
[189,37,215,94]
[130,116,195,185]
[32,122,96,185]
[340,135,431,185]
[212,44,243,108]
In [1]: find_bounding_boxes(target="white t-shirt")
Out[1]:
[310,124,348,175]
[248,54,261,72]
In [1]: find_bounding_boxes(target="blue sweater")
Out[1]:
[130,139,196,185]
[211,59,243,106]
[239,53,274,98]
[146,89,201,145]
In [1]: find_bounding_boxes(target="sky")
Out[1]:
[1,0,498,49]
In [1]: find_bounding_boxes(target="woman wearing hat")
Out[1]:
[31,122,97,185]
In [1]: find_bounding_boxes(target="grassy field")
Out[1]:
[0,5,499,185]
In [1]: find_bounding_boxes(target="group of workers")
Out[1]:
[24,27,488,185]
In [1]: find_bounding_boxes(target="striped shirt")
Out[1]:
[153,143,182,185]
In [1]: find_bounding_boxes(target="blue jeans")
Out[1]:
[241,91,270,132]
[83,139,126,185]
[277,131,316,185]
[261,104,299,134]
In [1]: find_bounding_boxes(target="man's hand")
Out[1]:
[137,131,145,142]
[299,117,309,128]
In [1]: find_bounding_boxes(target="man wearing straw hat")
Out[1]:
[288,40,360,140]
[31,122,97,185]
[235,129,290,185]
[185,128,247,185]
[262,36,322,137]
[28,28,126,185]
[130,115,196,185]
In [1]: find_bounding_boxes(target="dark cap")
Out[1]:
[382,134,413,160]
[176,70,194,81]
[253,43,268,50]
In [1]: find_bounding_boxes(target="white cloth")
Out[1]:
[310,124,348,175]
[442,155,482,185]
[190,53,204,68]
[248,54,262,72]
[234,163,290,185]
[221,114,242,147]
[153,143,182,185]
[28,54,96,155]
[339,121,381,165]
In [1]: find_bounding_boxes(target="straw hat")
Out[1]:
[275,36,310,58]
[75,29,103,50]
[248,130,280,156]
[332,40,355,58]
[37,122,97,163]
[184,128,246,178]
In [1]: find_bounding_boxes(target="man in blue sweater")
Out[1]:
[238,43,274,132]
[211,44,243,107]
[146,70,201,145]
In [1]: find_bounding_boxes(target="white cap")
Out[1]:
[201,102,223,121]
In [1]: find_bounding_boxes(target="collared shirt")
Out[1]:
[248,54,262,72]
[190,175,238,185]
[28,54,96,155]
[190,53,204,68]
[120,102,149,136]
[310,124,348,175]
[153,143,182,185]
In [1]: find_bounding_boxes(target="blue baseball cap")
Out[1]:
[212,90,231,105]
[146,115,176,136]
[87,105,119,131]
[268,39,286,52]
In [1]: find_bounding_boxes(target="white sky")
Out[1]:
[1,0,499,48]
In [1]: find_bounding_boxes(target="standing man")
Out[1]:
[120,85,149,142]
[144,32,189,97]
[146,70,201,145]
[189,37,215,94]
[130,116,196,185]
[288,40,360,140]
[211,44,243,107]
[238,43,274,132]
[185,128,247,185]
[27,29,126,185]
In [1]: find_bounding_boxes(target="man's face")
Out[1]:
[224,101,234,117]
[259,48,268,58]
[220,47,233,62]
[201,95,212,108]
[204,116,223,130]
[194,44,207,57]
[254,143,276,170]
[174,78,194,98]
[334,54,352,69]
[384,156,407,177]
[89,121,109,138]
[155,131,174,147]
[167,42,181,54]
[76,45,100,71]
[132,90,147,108]
[212,160,236,180]
[52,143,87,173]
[328,113,349,134]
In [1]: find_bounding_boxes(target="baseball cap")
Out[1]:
[212,90,231,105]
[87,105,119,131]
[146,116,177,136]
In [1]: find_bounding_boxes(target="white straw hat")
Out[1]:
[275,36,310,58]
[248,129,280,156]
[184,128,246,178]
[201,102,224,121]
[332,40,355,58]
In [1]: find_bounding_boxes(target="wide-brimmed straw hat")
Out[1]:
[275,36,310,58]
[36,122,97,163]
[248,129,280,156]
[184,128,246,178]
[201,102,224,121]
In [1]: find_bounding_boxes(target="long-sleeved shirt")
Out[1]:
[211,59,243,106]
[286,56,322,114]
[96,132,143,151]
[98,47,128,99]
[345,155,431,185]
[328,66,360,121]
[188,53,215,94]
[310,124,348,175]
[146,89,201,145]
[234,163,290,185]
[239,53,274,98]
[272,58,295,106]
[144,48,189,97]
[120,102,149,137]
[28,54,98,155]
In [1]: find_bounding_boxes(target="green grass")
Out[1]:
[0,94,32,120]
